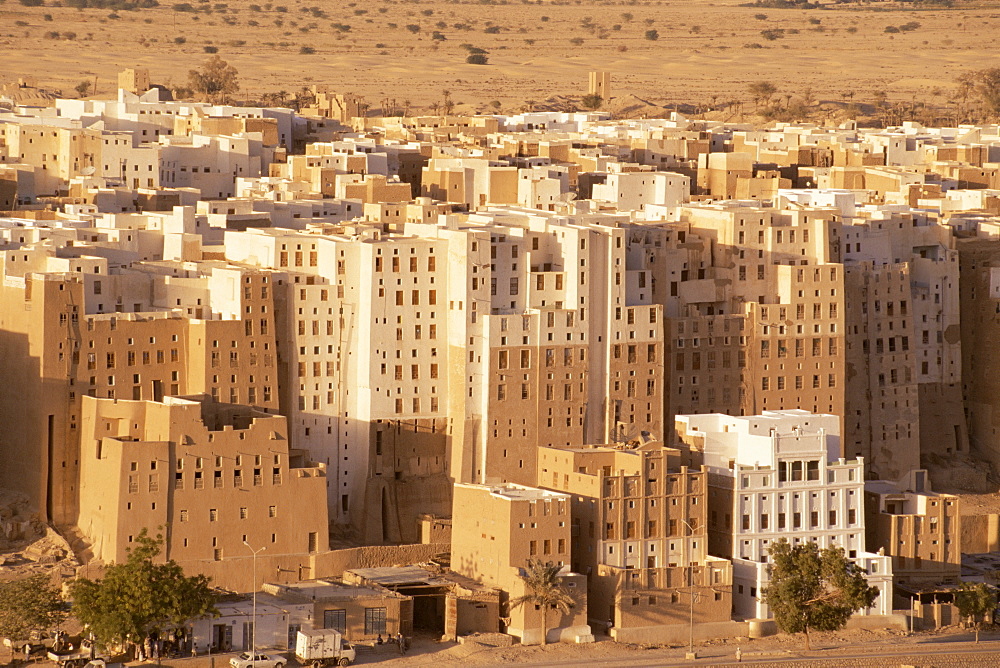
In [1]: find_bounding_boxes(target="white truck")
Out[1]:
[294,630,356,668]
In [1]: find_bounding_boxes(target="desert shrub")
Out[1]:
[299,45,314,53]
[405,23,420,32]
[432,31,445,40]
[744,42,764,48]
[484,25,500,33]
[644,29,658,40]
[884,25,899,33]
[174,36,186,43]
[43,13,53,19]
[19,0,45,6]
[44,30,60,38]
[466,53,488,64]
[203,45,218,52]
[754,12,767,19]
[761,28,784,40]
[569,36,583,45]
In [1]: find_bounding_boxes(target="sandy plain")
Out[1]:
[0,0,998,113]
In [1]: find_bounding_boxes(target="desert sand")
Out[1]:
[0,0,997,112]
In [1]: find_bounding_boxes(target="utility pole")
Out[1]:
[243,541,266,662]
[679,518,698,659]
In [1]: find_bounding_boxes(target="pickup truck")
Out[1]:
[47,640,106,668]
[294,630,356,667]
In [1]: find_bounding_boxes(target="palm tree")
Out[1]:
[509,560,575,646]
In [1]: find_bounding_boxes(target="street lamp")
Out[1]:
[678,518,698,658]
[243,541,266,663]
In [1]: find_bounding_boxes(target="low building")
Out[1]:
[865,469,961,589]
[676,410,893,620]
[344,565,500,641]
[261,579,410,643]
[536,443,733,644]
[190,592,312,653]
[866,470,962,629]
[450,483,593,645]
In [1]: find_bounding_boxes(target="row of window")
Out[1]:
[392,397,440,413]
[322,608,387,636]
[178,506,279,522]
[761,375,836,391]
[375,256,436,272]
[741,509,857,531]
[759,338,838,359]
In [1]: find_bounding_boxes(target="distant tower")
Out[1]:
[588,71,611,99]
[118,68,151,95]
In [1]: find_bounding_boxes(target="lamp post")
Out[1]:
[243,541,266,663]
[678,518,698,658]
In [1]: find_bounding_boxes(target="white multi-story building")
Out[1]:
[675,409,893,620]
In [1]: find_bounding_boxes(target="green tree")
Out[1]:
[187,55,239,101]
[74,80,92,97]
[748,80,777,108]
[0,574,67,642]
[762,540,879,650]
[580,94,603,111]
[509,560,574,646]
[967,68,1000,118]
[70,530,217,648]
[954,582,997,643]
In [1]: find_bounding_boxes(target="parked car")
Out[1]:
[229,652,286,668]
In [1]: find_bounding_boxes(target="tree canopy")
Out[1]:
[510,559,574,646]
[747,80,778,108]
[954,581,997,643]
[187,55,239,101]
[762,539,878,650]
[964,68,1000,117]
[0,574,67,642]
[69,530,217,646]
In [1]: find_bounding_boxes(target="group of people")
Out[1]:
[133,629,189,661]
[374,633,406,654]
